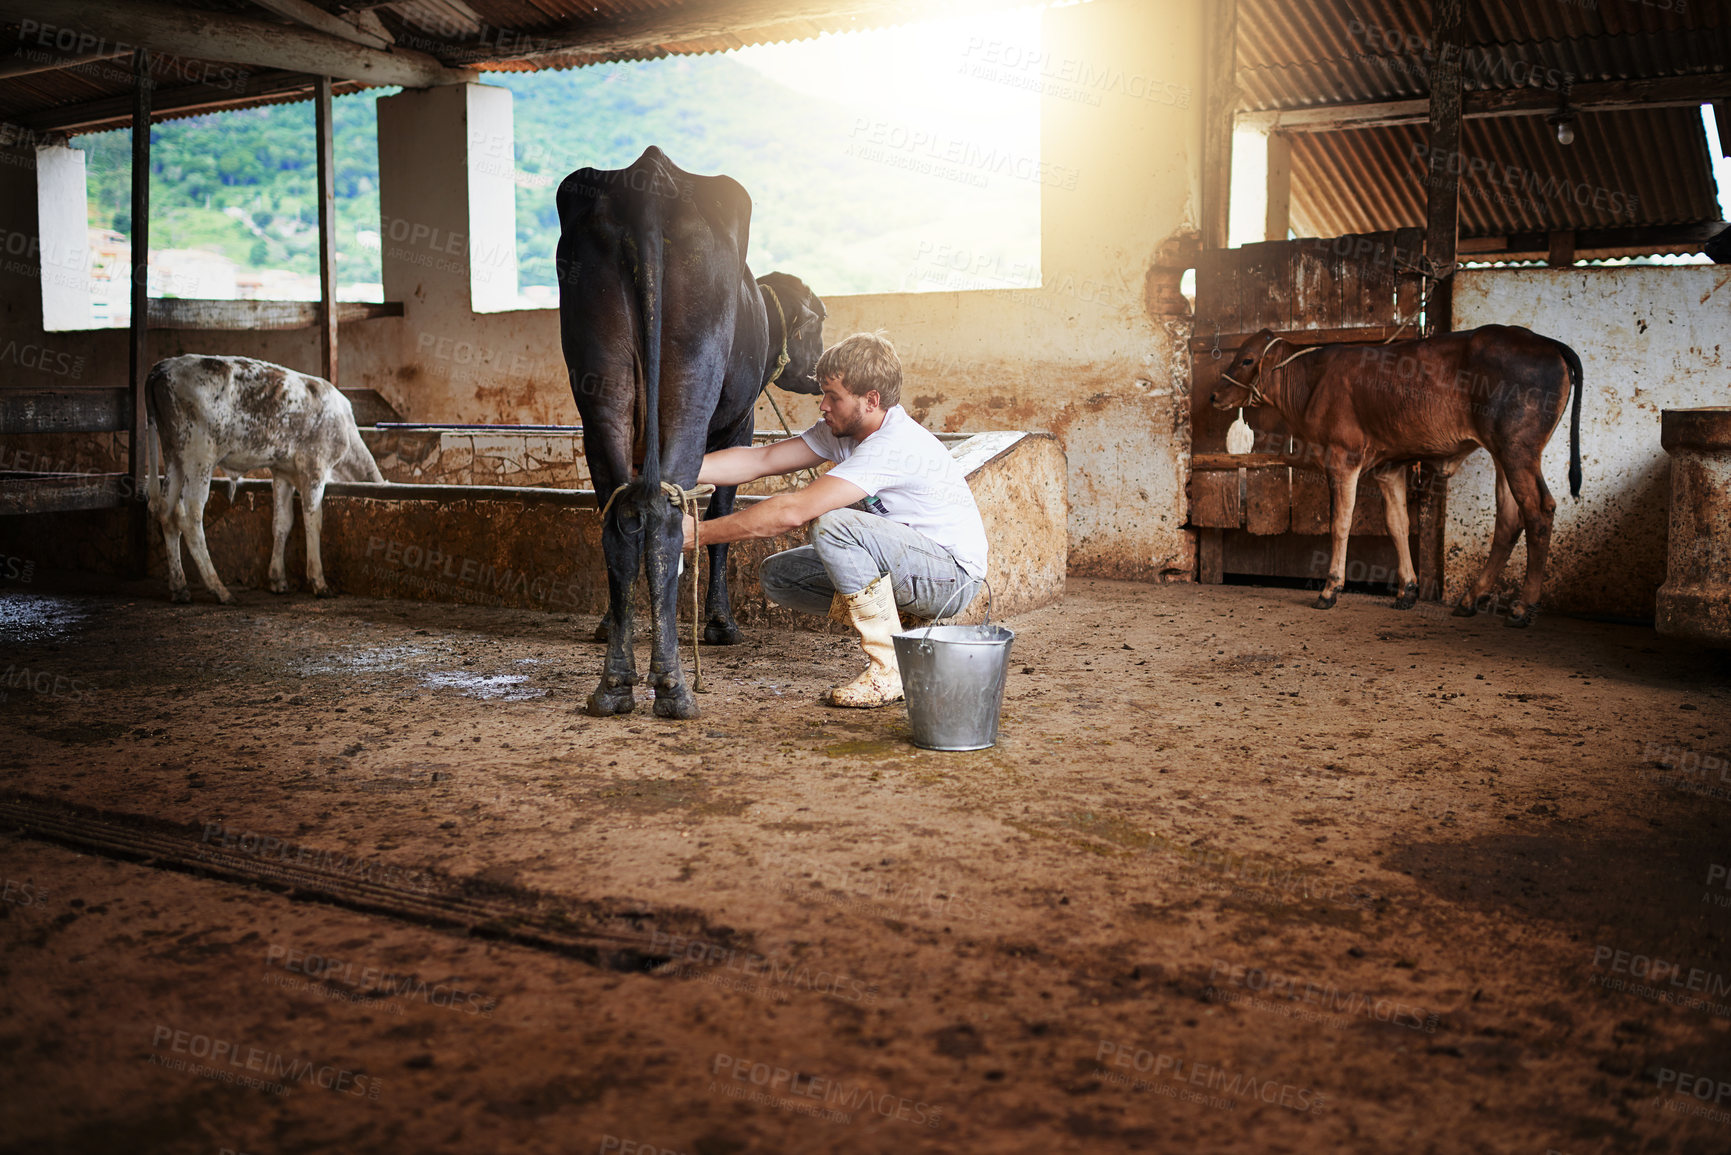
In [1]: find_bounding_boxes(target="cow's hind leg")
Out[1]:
[644,499,699,720]
[1453,465,1522,618]
[1505,467,1557,628]
[701,482,745,645]
[181,466,235,605]
[267,475,296,593]
[1315,463,1363,609]
[1374,465,1420,609]
[158,465,191,603]
[588,482,646,716]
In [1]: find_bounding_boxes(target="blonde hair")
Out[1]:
[815,331,901,409]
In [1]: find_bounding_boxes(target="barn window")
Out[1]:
[500,7,1045,302]
[50,92,386,330]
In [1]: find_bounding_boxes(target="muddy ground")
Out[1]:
[2,574,1729,1155]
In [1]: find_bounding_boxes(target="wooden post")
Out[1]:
[1547,229,1576,267]
[1198,529,1225,584]
[1201,0,1237,251]
[1416,0,1464,603]
[127,50,152,576]
[315,74,338,386]
[1423,0,1463,335]
[1264,131,1291,241]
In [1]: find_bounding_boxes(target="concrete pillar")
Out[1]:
[1656,408,1731,648]
[377,82,518,315]
[36,144,92,330]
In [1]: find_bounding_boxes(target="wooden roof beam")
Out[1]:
[1239,73,1731,134]
[0,0,473,89]
[242,0,392,51]
[18,69,359,133]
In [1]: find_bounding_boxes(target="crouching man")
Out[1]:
[681,332,988,707]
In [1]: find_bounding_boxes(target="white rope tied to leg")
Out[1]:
[663,480,715,692]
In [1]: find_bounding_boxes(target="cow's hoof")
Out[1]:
[312,585,334,599]
[170,588,192,605]
[1393,582,1419,610]
[653,685,700,720]
[1504,606,1536,629]
[1451,599,1477,618]
[215,591,237,606]
[1313,592,1339,610]
[586,682,636,716]
[268,580,291,595]
[703,620,745,646]
[590,620,609,644]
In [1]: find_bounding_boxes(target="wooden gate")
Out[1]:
[1188,229,1444,595]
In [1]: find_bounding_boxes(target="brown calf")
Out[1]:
[1208,324,1583,627]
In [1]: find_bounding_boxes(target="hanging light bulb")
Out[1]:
[1548,84,1577,146]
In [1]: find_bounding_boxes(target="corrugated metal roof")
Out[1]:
[1240,0,1727,243]
[1240,0,1725,109]
[1290,106,1717,239]
[1,0,1723,247]
[0,1,1026,133]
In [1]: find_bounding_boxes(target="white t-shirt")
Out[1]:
[800,405,989,580]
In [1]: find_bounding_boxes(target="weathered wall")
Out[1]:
[1451,265,1731,620]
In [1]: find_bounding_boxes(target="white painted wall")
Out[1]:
[1451,265,1731,619]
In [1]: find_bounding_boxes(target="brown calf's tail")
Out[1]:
[1560,341,1583,497]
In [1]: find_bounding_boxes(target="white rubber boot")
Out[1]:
[824,575,904,708]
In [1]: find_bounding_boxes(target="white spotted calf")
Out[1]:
[146,354,384,603]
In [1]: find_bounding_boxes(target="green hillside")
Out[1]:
[81,54,1039,298]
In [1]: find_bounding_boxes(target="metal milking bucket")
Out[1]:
[892,581,1014,751]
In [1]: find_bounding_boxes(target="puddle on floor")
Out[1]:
[422,671,547,700]
[0,595,91,648]
[294,645,427,677]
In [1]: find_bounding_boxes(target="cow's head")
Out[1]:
[758,271,826,395]
[1208,328,1281,410]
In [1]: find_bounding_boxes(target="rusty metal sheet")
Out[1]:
[1349,477,1391,535]
[1189,469,1243,529]
[1291,470,1332,535]
[1245,466,1291,535]
[0,471,126,515]
[0,390,130,435]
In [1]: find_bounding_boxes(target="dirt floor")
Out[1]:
[3,573,1730,1155]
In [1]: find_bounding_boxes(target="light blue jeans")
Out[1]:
[760,508,982,619]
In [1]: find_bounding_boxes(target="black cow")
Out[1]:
[557,146,825,719]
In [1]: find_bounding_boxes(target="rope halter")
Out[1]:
[758,279,792,389]
[1217,337,1320,407]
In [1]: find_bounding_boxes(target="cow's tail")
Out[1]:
[142,361,167,518]
[1561,341,1583,498]
[632,211,667,496]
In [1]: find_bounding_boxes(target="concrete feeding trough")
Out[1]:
[0,426,1068,627]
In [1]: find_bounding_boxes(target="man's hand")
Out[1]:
[681,512,697,551]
